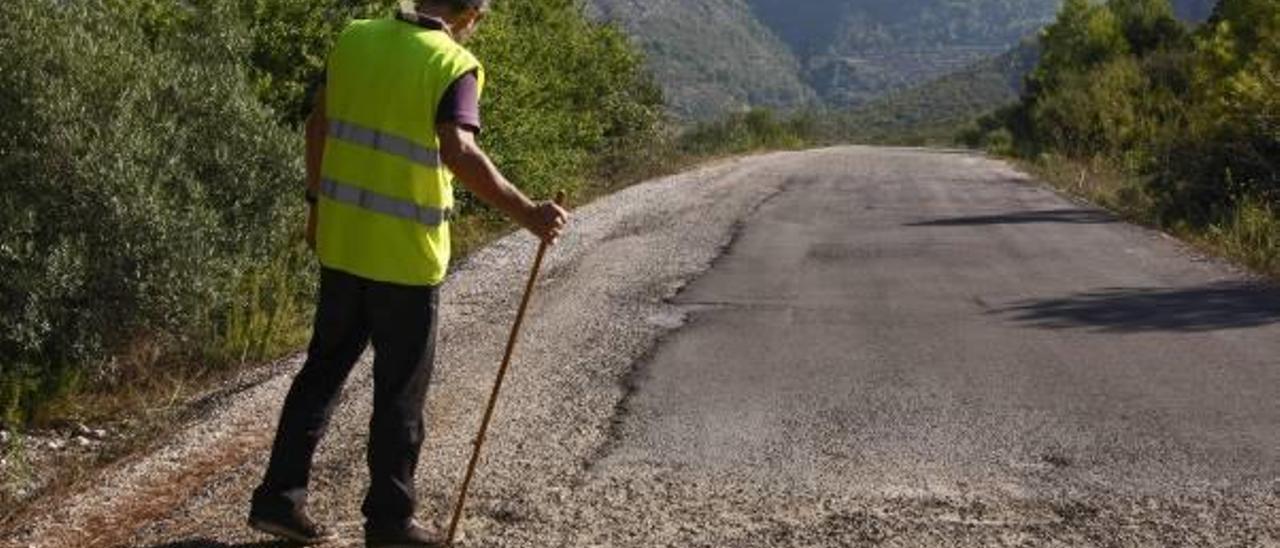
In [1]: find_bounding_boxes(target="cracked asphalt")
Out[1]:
[4,147,1278,547]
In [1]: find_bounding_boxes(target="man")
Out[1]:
[248,1,568,545]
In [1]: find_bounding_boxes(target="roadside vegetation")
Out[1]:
[0,0,661,434]
[962,0,1279,277]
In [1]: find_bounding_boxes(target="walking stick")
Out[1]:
[446,192,565,545]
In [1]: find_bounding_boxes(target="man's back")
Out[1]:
[318,15,483,287]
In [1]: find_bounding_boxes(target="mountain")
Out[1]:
[589,0,1221,119]
[835,39,1041,142]
[836,0,1220,142]
[589,0,1060,117]
[585,0,816,119]
[746,0,1062,106]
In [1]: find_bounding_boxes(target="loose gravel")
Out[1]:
[1,150,799,548]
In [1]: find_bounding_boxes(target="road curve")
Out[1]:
[4,147,1277,547]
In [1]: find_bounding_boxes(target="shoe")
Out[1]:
[364,519,443,547]
[247,507,336,545]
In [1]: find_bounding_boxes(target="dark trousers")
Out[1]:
[253,267,440,527]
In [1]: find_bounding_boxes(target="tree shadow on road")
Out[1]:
[905,208,1117,226]
[993,281,1280,333]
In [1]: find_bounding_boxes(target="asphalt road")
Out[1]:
[5,147,1278,547]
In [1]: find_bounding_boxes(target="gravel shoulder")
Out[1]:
[1,149,801,547]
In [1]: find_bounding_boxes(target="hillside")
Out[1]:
[835,39,1041,143]
[590,0,1220,119]
[838,0,1220,139]
[748,0,1062,106]
[590,0,1061,116]
[585,0,815,119]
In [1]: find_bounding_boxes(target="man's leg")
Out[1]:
[361,281,440,529]
[253,268,371,516]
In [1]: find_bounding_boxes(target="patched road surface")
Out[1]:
[5,148,1278,547]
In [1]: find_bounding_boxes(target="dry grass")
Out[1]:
[0,421,274,547]
[1020,154,1280,282]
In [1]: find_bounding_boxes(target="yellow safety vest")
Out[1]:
[318,16,485,286]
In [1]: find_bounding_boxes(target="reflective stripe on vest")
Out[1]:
[328,119,442,169]
[320,177,452,227]
[317,16,485,287]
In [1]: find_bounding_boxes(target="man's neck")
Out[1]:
[417,7,456,27]
[401,4,455,37]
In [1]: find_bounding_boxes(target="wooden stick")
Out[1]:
[446,192,565,545]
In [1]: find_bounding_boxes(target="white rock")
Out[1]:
[75,436,92,448]
[47,439,65,451]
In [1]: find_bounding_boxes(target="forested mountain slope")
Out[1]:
[585,0,815,119]
[591,0,1220,118]
[838,0,1220,139]
[590,0,1060,116]
[747,0,1062,106]
[835,40,1042,142]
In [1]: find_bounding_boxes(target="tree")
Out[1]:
[1176,0,1280,210]
[1029,0,1130,97]
[1109,0,1189,55]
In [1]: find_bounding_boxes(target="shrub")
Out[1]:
[0,0,308,424]
[678,108,816,156]
[975,0,1278,275]
[1030,57,1147,159]
[1177,0,1280,211]
[465,0,664,212]
[0,0,664,425]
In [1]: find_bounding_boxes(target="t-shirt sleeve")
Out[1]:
[436,70,481,133]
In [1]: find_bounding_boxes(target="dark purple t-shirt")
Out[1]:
[437,70,481,133]
[399,11,482,133]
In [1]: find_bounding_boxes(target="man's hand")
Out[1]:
[306,205,318,251]
[522,201,569,245]
[438,122,572,244]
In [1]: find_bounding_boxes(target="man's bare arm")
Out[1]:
[304,87,328,250]
[437,122,567,243]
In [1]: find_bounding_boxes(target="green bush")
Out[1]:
[1028,0,1131,95]
[1166,0,1280,216]
[678,109,816,156]
[0,0,664,426]
[0,0,309,424]
[971,0,1278,274]
[1030,57,1147,158]
[235,0,392,126]
[465,0,664,213]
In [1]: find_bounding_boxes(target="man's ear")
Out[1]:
[460,8,481,30]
